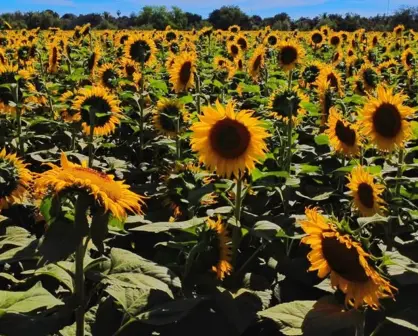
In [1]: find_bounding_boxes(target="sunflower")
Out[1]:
[393,24,404,37]
[87,46,101,75]
[401,48,415,70]
[227,42,240,58]
[228,25,240,34]
[0,49,6,65]
[315,65,344,97]
[34,152,144,220]
[190,100,269,178]
[276,40,305,71]
[317,76,337,126]
[47,43,60,74]
[164,30,177,43]
[248,45,265,82]
[168,52,197,93]
[329,32,342,48]
[72,86,122,137]
[300,207,396,309]
[301,60,323,87]
[310,30,324,47]
[268,87,309,125]
[331,48,343,65]
[206,216,232,280]
[119,57,137,79]
[0,148,32,210]
[357,62,380,93]
[60,91,81,123]
[235,34,248,52]
[124,34,157,67]
[214,56,235,81]
[360,85,415,151]
[153,97,188,137]
[347,166,385,217]
[378,59,398,82]
[265,32,279,48]
[325,107,361,157]
[0,63,30,114]
[97,63,121,90]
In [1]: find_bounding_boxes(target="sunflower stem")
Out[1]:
[37,51,55,120]
[87,108,95,168]
[195,73,201,114]
[235,241,267,277]
[138,59,145,161]
[175,116,181,160]
[16,105,24,157]
[395,149,404,198]
[232,176,243,265]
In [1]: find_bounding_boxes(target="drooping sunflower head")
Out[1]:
[214,56,235,82]
[347,166,385,217]
[276,41,305,71]
[168,52,197,93]
[268,87,308,125]
[119,57,137,79]
[325,107,361,157]
[315,65,343,97]
[357,62,380,93]
[248,45,265,82]
[97,63,122,90]
[300,207,396,309]
[34,152,145,220]
[124,34,157,66]
[72,86,122,137]
[205,216,232,280]
[235,34,248,52]
[393,24,405,37]
[401,48,415,70]
[59,91,80,123]
[154,97,188,137]
[190,100,269,178]
[0,148,32,210]
[47,43,60,74]
[360,85,415,152]
[316,75,337,126]
[331,48,343,65]
[87,46,102,75]
[0,63,26,114]
[320,25,331,37]
[378,59,398,82]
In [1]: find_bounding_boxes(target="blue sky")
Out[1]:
[1,0,417,18]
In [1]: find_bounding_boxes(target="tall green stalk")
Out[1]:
[232,176,243,264]
[138,59,145,161]
[286,70,294,173]
[75,239,86,336]
[87,108,95,168]
[395,149,404,198]
[195,73,201,114]
[175,116,181,160]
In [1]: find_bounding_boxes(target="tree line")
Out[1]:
[0,5,417,31]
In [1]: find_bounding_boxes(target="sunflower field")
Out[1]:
[0,21,418,336]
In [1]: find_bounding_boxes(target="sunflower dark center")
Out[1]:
[81,96,112,127]
[335,120,356,146]
[372,103,402,139]
[272,91,300,118]
[321,236,370,282]
[51,47,58,65]
[120,35,129,45]
[312,33,323,44]
[268,35,277,46]
[125,64,135,77]
[209,119,251,159]
[358,182,374,209]
[231,44,239,55]
[102,69,117,89]
[170,43,179,53]
[129,40,151,63]
[348,49,354,57]
[166,32,176,42]
[18,46,30,61]
[0,160,18,198]
[303,65,320,84]
[237,38,247,50]
[406,53,414,67]
[280,46,297,65]
[330,36,340,46]
[363,68,378,87]
[179,61,192,85]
